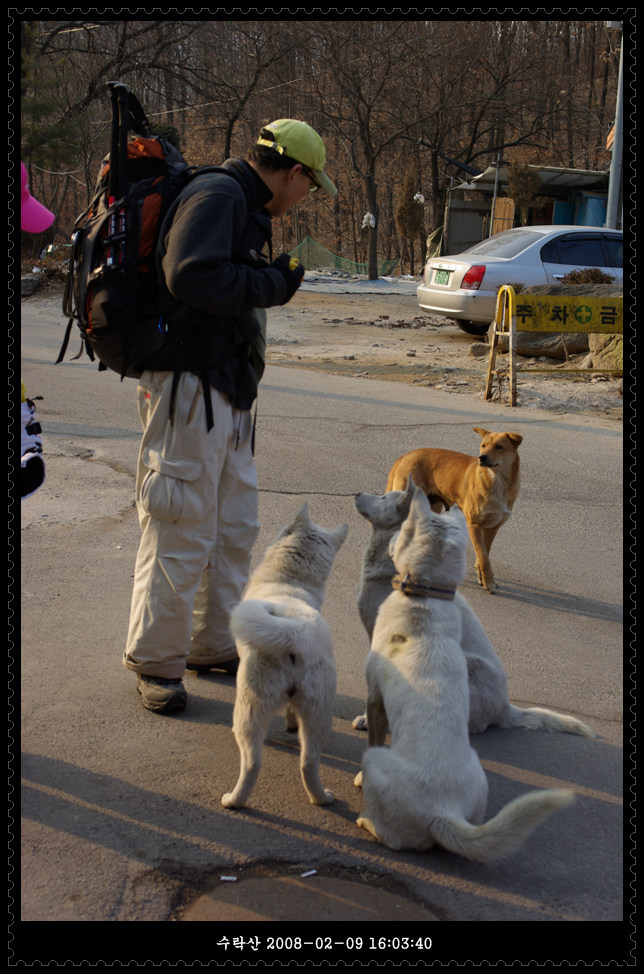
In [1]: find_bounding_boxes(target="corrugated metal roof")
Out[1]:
[455,165,610,195]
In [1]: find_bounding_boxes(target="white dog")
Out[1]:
[355,488,574,859]
[353,480,593,738]
[221,503,348,810]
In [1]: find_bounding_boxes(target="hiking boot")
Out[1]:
[137,674,187,714]
[185,656,239,676]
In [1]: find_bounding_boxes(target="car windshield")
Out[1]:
[456,229,544,259]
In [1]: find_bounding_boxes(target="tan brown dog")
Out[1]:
[386,428,522,594]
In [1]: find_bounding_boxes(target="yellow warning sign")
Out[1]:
[512,295,623,334]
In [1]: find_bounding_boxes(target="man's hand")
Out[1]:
[270,254,305,302]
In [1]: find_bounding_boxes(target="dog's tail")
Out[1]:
[230,599,323,657]
[431,789,574,863]
[499,704,595,738]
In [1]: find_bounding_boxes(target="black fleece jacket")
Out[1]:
[148,159,289,410]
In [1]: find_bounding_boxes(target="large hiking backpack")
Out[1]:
[60,82,199,379]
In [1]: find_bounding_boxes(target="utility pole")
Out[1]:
[605,22,623,230]
[488,151,503,237]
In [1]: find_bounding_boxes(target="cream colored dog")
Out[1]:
[355,488,574,858]
[222,503,347,810]
[386,428,522,593]
[353,480,593,738]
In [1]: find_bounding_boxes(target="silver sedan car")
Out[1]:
[417,225,623,335]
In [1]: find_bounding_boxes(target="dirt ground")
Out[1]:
[267,288,624,424]
[23,282,624,424]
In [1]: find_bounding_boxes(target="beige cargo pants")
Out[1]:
[123,371,259,679]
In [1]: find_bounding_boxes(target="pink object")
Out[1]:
[21,162,54,232]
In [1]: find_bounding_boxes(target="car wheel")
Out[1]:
[455,319,490,337]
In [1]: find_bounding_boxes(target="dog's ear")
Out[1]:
[438,505,469,553]
[445,504,467,530]
[409,485,431,519]
[287,502,310,533]
[388,529,401,558]
[398,475,417,511]
[473,426,489,438]
[330,523,349,550]
[506,432,523,446]
[394,488,430,555]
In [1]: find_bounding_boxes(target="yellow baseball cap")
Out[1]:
[257,119,337,196]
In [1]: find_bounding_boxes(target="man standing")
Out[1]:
[123,119,337,714]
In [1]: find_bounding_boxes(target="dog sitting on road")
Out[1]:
[386,428,522,594]
[221,503,348,810]
[355,488,574,858]
[352,480,594,737]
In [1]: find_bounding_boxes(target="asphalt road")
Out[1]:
[17,296,626,963]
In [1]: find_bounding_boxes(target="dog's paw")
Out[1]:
[354,770,363,788]
[357,815,383,844]
[221,792,244,809]
[313,789,334,805]
[352,714,368,731]
[476,565,497,593]
[356,814,373,834]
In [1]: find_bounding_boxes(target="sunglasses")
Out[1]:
[258,134,322,193]
[300,165,321,193]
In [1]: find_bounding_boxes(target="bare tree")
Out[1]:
[177,22,299,162]
[304,21,438,278]
[20,19,199,238]
[20,17,620,265]
[395,162,425,274]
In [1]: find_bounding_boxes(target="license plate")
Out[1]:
[433,269,451,285]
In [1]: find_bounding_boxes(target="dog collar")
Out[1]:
[392,573,456,601]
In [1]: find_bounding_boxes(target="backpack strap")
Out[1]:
[251,399,258,456]
[202,369,214,432]
[168,372,214,433]
[55,318,92,365]
[198,325,215,432]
